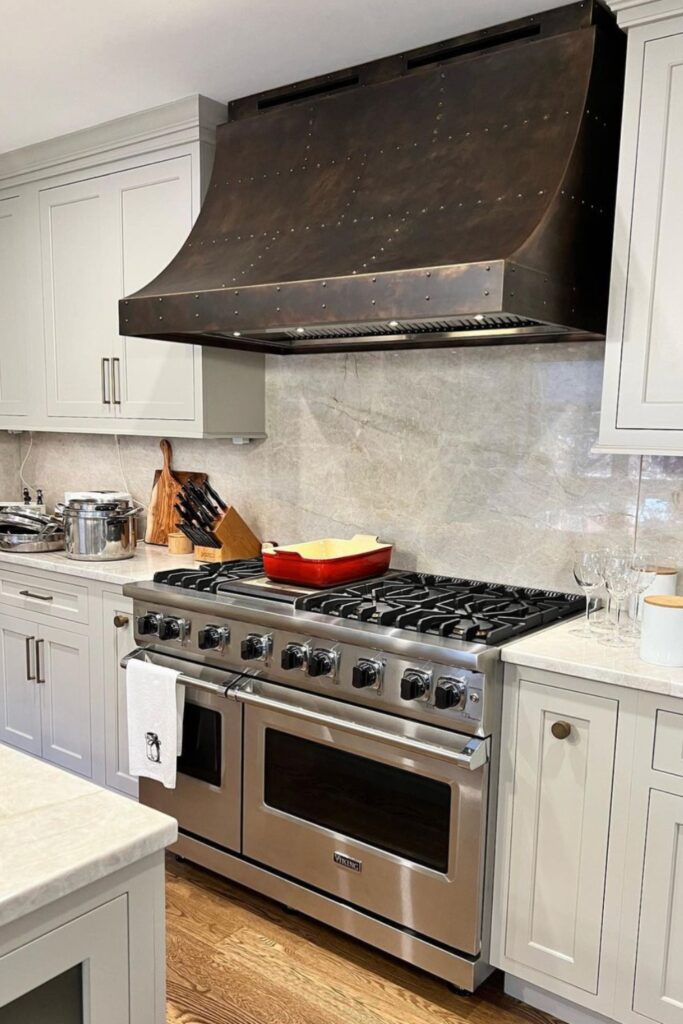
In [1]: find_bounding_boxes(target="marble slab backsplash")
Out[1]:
[9,342,683,593]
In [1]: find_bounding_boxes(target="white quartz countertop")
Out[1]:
[0,543,196,585]
[503,619,683,699]
[0,746,177,929]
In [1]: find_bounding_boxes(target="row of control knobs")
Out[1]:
[137,616,468,709]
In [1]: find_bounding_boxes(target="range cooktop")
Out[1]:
[153,558,584,646]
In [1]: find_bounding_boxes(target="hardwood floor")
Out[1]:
[166,857,560,1024]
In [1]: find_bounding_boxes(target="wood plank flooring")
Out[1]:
[166,857,561,1024]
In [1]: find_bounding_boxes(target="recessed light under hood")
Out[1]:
[119,1,626,355]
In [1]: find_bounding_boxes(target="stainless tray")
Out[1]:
[0,533,65,553]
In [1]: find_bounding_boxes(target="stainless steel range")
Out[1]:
[123,559,583,991]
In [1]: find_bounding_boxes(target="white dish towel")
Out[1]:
[126,658,185,789]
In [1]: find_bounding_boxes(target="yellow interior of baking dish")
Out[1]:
[262,535,387,560]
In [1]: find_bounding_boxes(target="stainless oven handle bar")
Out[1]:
[120,650,236,698]
[230,681,489,771]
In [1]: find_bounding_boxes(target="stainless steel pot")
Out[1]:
[58,499,140,561]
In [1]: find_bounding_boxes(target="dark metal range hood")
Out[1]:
[120,1,625,355]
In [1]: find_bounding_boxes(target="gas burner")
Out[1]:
[154,557,264,593]
[297,571,584,645]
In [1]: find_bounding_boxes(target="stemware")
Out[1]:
[623,554,657,637]
[570,551,604,637]
[599,553,635,647]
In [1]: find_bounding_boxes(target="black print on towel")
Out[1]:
[145,731,162,763]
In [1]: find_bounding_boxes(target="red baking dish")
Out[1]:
[262,535,392,587]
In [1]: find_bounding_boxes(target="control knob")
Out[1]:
[308,649,334,677]
[434,677,467,710]
[157,616,188,642]
[198,625,230,651]
[136,613,160,636]
[400,669,431,701]
[240,633,271,661]
[281,643,307,671]
[352,659,382,689]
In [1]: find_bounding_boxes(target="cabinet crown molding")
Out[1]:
[606,0,683,27]
[0,94,226,189]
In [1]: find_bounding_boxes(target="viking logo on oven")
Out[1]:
[334,852,362,873]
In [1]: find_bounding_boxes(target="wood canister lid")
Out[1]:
[644,595,683,609]
[645,566,678,575]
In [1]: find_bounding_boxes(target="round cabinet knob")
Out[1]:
[434,677,466,710]
[352,659,381,689]
[551,720,572,740]
[400,669,430,701]
[281,644,306,671]
[158,616,182,641]
[308,649,333,678]
[241,634,269,660]
[198,625,229,651]
[136,613,160,636]
[113,614,129,629]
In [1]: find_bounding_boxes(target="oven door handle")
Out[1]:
[120,648,243,697]
[230,681,489,771]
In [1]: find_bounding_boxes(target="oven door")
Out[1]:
[122,649,244,852]
[235,679,489,954]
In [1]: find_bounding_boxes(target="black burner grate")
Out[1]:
[296,572,584,644]
[153,557,264,593]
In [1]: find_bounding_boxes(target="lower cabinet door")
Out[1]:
[633,790,683,1024]
[102,592,138,796]
[37,625,92,777]
[0,613,41,756]
[0,896,129,1022]
[504,679,618,992]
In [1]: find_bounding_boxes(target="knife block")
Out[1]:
[194,506,261,563]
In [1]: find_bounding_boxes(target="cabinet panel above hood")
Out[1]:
[120,1,625,354]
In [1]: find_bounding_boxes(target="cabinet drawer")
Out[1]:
[0,570,89,624]
[653,710,683,778]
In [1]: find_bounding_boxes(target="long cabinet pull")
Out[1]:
[25,636,35,682]
[112,357,121,405]
[102,357,111,405]
[35,639,45,685]
[19,590,53,601]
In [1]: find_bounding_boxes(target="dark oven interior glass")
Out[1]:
[177,701,222,786]
[263,729,452,871]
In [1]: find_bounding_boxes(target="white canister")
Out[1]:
[640,596,683,667]
[634,567,679,621]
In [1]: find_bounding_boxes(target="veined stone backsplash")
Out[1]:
[8,341,683,593]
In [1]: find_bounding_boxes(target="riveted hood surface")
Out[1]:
[120,1,625,354]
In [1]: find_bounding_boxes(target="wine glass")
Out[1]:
[570,551,604,637]
[625,554,657,636]
[599,553,635,647]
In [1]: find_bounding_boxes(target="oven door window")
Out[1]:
[263,729,451,872]
[177,701,222,786]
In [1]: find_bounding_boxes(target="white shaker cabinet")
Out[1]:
[0,193,36,418]
[102,591,138,797]
[0,95,265,440]
[40,176,120,419]
[599,4,683,453]
[633,790,683,1024]
[0,611,42,756]
[496,675,618,994]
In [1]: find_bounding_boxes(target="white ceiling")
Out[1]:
[2,0,579,153]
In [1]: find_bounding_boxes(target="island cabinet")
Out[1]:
[598,2,683,454]
[492,665,683,1024]
[0,94,265,441]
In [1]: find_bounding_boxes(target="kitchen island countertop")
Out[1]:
[0,745,176,929]
[502,618,683,699]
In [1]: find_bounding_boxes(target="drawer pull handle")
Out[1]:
[36,638,45,685]
[551,721,571,740]
[25,636,35,682]
[113,614,129,628]
[20,590,54,602]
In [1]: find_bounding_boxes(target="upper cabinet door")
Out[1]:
[600,21,683,452]
[503,679,618,993]
[0,195,33,417]
[617,31,683,430]
[40,176,119,419]
[113,156,197,422]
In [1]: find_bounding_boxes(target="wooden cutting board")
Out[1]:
[145,439,207,546]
